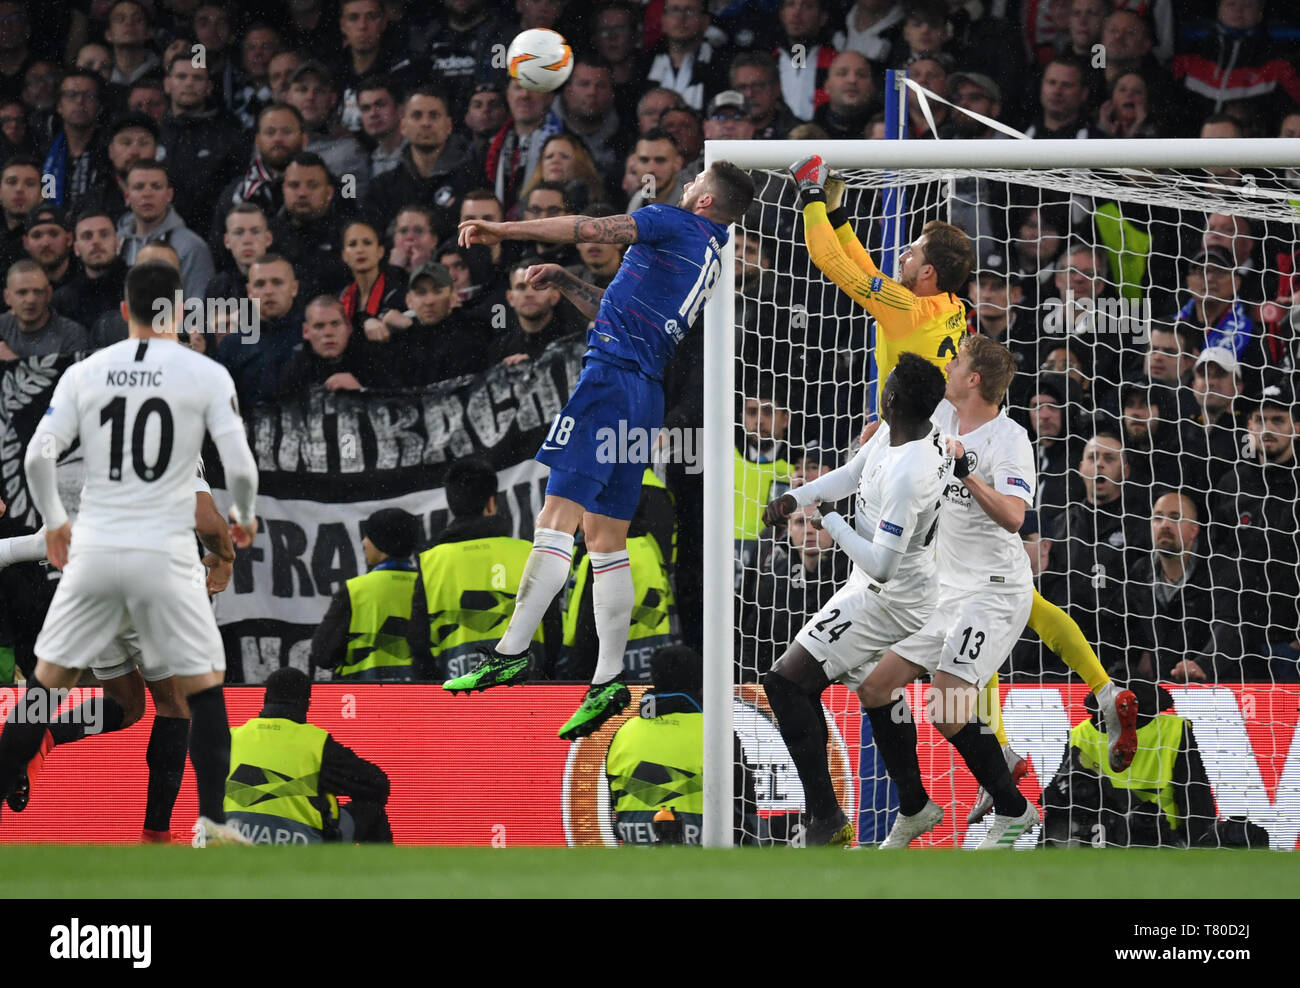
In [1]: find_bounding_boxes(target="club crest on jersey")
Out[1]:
[879,519,903,536]
[1005,476,1030,493]
[961,450,978,474]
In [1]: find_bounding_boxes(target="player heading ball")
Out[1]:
[449,161,755,740]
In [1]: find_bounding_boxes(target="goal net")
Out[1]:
[704,136,1300,850]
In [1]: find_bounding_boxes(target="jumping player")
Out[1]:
[450,161,756,739]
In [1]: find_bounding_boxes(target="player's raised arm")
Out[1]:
[526,263,606,320]
[458,213,639,249]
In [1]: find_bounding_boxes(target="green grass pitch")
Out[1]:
[0,845,1296,898]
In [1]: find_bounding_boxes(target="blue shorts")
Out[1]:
[538,354,664,521]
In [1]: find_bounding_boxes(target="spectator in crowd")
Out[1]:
[191,2,239,113]
[774,0,837,122]
[901,52,953,138]
[491,258,582,365]
[1180,346,1245,495]
[0,99,31,156]
[1198,112,1243,179]
[626,127,685,212]
[635,87,683,137]
[367,85,474,240]
[286,61,369,201]
[116,160,215,301]
[0,154,38,275]
[231,21,281,129]
[105,0,160,90]
[282,0,339,53]
[1041,430,1146,670]
[660,105,704,182]
[646,0,727,112]
[1202,212,1266,308]
[334,0,405,135]
[21,206,74,292]
[1124,490,1254,682]
[485,79,563,218]
[567,202,626,293]
[437,240,501,317]
[814,50,878,138]
[267,50,302,106]
[1095,71,1160,138]
[338,218,408,343]
[268,151,350,301]
[89,239,180,349]
[1171,0,1300,138]
[517,182,579,269]
[462,83,507,166]
[158,53,249,231]
[703,90,756,144]
[592,2,647,128]
[737,503,850,680]
[408,457,556,681]
[206,203,271,320]
[74,44,113,84]
[837,0,905,64]
[1176,247,1261,377]
[1027,374,1084,536]
[897,0,956,63]
[1056,0,1108,110]
[1025,54,1096,138]
[208,103,306,262]
[1115,382,1195,499]
[1210,377,1300,683]
[389,202,440,274]
[52,210,124,335]
[224,667,392,844]
[1007,204,1067,309]
[965,257,1035,390]
[42,70,111,218]
[734,381,795,542]
[20,61,61,151]
[381,261,489,386]
[126,77,167,125]
[553,56,626,189]
[358,75,404,178]
[311,504,420,678]
[85,112,158,221]
[400,0,513,118]
[729,51,800,140]
[520,134,606,218]
[1042,239,1124,387]
[0,259,90,359]
[1138,322,1199,396]
[217,253,303,407]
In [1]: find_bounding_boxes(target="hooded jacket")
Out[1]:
[116,205,216,302]
[363,134,477,243]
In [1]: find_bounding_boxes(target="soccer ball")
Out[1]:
[506,28,574,93]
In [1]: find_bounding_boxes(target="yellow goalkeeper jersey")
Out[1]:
[803,203,966,403]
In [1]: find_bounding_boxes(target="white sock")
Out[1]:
[589,550,633,684]
[495,528,574,655]
[0,528,47,569]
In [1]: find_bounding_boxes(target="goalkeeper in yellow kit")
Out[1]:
[786,154,1138,825]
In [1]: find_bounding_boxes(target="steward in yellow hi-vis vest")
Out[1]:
[225,668,392,844]
[407,460,559,680]
[734,385,795,541]
[605,646,758,845]
[312,508,421,681]
[1042,683,1218,847]
[562,469,679,680]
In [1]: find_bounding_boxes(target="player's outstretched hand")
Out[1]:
[762,492,799,527]
[230,514,258,549]
[458,219,507,248]
[202,553,233,595]
[1170,659,1207,683]
[525,263,565,290]
[45,521,72,570]
[826,173,846,212]
[806,507,825,530]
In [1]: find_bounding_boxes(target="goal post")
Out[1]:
[703,137,1300,849]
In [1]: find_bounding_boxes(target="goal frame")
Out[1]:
[700,136,1300,848]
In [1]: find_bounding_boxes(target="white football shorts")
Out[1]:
[794,573,934,691]
[89,627,173,683]
[36,546,225,680]
[890,585,1032,688]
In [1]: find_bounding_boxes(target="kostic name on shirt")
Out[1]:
[105,369,163,388]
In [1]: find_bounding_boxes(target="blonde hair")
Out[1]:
[961,333,1017,404]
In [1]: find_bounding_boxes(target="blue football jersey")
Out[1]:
[588,203,730,380]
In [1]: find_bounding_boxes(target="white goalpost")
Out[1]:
[703,137,1300,850]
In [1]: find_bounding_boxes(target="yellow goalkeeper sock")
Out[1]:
[981,674,1009,747]
[1027,589,1110,694]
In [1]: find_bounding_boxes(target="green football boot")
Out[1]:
[557,680,631,740]
[442,649,530,694]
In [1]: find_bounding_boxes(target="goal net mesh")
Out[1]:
[730,150,1300,849]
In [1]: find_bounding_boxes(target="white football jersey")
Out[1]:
[846,421,948,605]
[34,338,245,556]
[931,398,1035,593]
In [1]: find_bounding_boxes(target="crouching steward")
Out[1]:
[224,668,392,844]
[311,508,420,680]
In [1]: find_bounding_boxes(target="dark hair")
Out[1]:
[402,83,451,112]
[572,52,614,75]
[920,220,975,293]
[729,50,779,85]
[2,153,40,175]
[650,645,703,697]
[125,159,169,183]
[257,101,303,130]
[264,667,311,709]
[227,201,268,222]
[357,72,402,103]
[527,180,570,210]
[124,260,182,325]
[60,68,102,102]
[128,75,164,95]
[1043,52,1087,83]
[887,352,947,423]
[73,209,115,229]
[581,200,620,217]
[286,150,333,182]
[445,458,498,517]
[387,203,436,240]
[706,160,756,224]
[638,126,681,155]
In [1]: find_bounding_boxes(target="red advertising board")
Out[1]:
[0,684,1295,849]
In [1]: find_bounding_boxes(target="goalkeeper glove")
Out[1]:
[788,154,828,207]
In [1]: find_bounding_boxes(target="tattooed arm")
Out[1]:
[526,264,606,319]
[459,213,640,248]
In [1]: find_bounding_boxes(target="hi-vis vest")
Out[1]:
[417,535,539,680]
[562,533,677,672]
[606,710,704,845]
[338,563,418,680]
[1071,713,1185,830]
[734,448,793,541]
[224,718,339,844]
[1094,202,1150,302]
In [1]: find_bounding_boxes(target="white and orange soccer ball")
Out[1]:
[506,28,574,93]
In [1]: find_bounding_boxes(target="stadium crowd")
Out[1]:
[0,0,1298,689]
